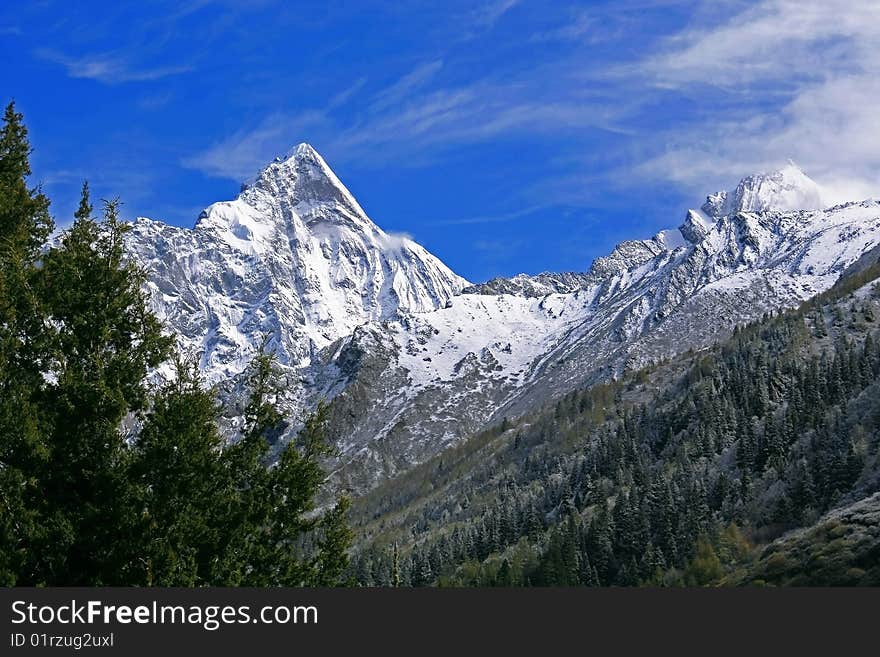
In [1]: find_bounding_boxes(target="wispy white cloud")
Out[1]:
[644,0,878,88]
[472,0,521,28]
[180,0,880,212]
[637,75,880,203]
[529,10,595,43]
[183,54,622,181]
[635,0,880,202]
[432,204,550,226]
[369,60,444,112]
[36,48,193,84]
[188,88,615,181]
[181,111,328,180]
[381,231,416,252]
[327,76,369,110]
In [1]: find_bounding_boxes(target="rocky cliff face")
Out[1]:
[126,152,880,493]
[126,143,467,384]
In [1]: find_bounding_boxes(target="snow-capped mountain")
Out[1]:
[701,161,827,217]
[126,153,880,493]
[126,144,467,381]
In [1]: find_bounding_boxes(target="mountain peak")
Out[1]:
[270,142,327,170]
[701,162,827,218]
[238,143,369,221]
[253,142,333,185]
[286,142,319,160]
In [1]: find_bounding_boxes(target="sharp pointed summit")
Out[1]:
[287,141,319,158]
[128,147,468,379]
[240,142,368,223]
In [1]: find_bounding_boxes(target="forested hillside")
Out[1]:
[349,258,880,586]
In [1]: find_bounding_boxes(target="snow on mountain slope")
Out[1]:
[126,144,468,382]
[126,153,880,494]
[319,182,880,491]
[497,199,880,413]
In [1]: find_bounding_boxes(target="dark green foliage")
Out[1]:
[134,356,352,586]
[0,104,351,586]
[0,101,54,585]
[31,195,173,584]
[0,102,52,260]
[132,359,227,585]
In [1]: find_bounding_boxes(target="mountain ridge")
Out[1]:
[124,148,880,493]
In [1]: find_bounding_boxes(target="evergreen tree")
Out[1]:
[495,559,513,586]
[0,101,53,585]
[314,496,354,586]
[391,542,401,587]
[211,350,352,586]
[132,359,226,585]
[34,195,172,584]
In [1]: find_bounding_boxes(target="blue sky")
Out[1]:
[2,0,878,282]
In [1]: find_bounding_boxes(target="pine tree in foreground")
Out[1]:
[0,103,352,586]
[29,191,172,584]
[0,101,54,585]
[134,354,352,586]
